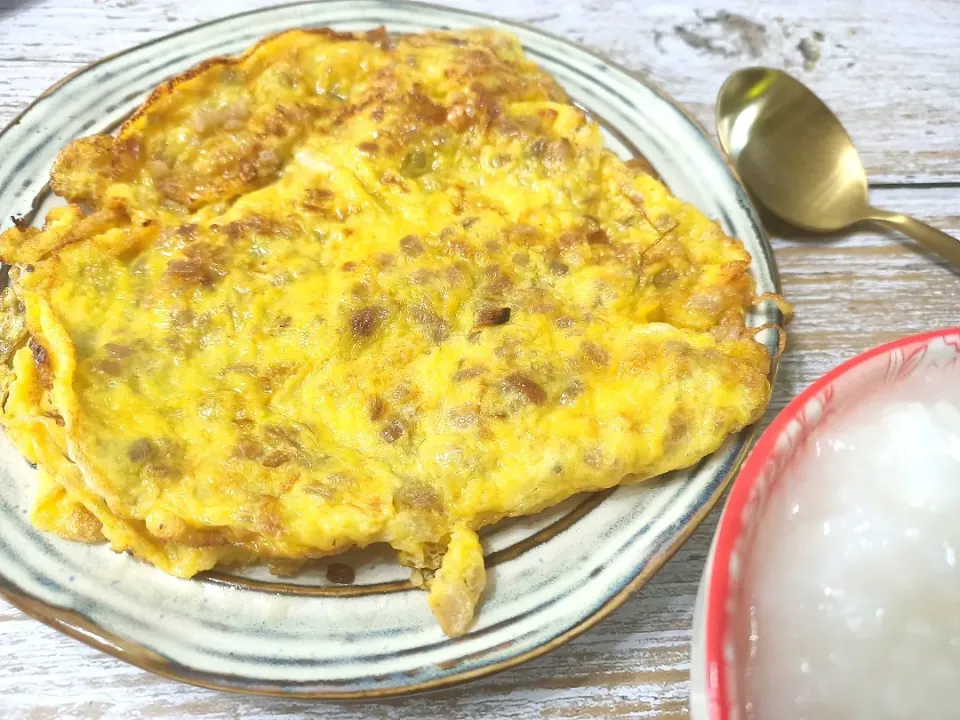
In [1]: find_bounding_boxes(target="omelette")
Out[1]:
[0,27,775,636]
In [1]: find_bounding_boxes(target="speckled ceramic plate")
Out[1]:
[0,0,782,699]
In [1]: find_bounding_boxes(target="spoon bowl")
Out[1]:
[717,68,960,266]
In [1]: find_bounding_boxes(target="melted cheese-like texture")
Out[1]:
[0,28,772,635]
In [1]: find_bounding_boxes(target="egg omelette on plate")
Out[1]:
[0,28,775,635]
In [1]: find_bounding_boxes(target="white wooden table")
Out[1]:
[1,1,958,717]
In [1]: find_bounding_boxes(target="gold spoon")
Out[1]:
[716,67,960,267]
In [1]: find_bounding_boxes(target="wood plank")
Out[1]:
[1,0,959,183]
[0,60,82,128]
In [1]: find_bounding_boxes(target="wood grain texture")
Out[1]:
[1,1,958,718]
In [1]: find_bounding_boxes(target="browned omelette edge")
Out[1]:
[201,489,613,596]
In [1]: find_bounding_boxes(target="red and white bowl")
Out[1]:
[690,327,960,720]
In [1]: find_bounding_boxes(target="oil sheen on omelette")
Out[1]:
[0,28,774,635]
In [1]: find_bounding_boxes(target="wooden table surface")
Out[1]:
[1,0,958,717]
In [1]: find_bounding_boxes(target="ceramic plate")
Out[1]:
[0,0,782,698]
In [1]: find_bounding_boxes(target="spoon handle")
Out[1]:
[867,207,960,268]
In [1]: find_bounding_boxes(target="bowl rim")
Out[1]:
[703,326,960,719]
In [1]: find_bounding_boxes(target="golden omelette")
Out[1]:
[0,28,775,635]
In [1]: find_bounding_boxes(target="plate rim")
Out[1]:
[0,0,783,699]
